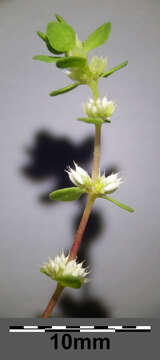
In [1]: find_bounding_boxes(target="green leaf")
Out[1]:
[47,21,76,52]
[49,82,80,96]
[102,195,134,213]
[36,31,64,55]
[33,55,62,63]
[78,117,105,125]
[37,31,46,42]
[56,275,82,289]
[84,22,112,52]
[49,187,85,201]
[55,13,66,23]
[56,56,87,69]
[40,268,50,277]
[102,61,128,78]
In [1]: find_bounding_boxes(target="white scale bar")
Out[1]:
[80,329,115,333]
[10,329,45,333]
[24,326,38,329]
[136,326,151,330]
[80,326,94,329]
[52,326,66,329]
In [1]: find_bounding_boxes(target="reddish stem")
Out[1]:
[41,283,64,318]
[68,195,95,260]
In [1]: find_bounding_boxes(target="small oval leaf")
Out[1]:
[49,82,80,96]
[56,56,87,69]
[49,187,85,201]
[102,195,134,213]
[33,55,62,63]
[102,61,128,78]
[56,275,82,289]
[47,21,76,52]
[78,117,104,125]
[84,22,112,52]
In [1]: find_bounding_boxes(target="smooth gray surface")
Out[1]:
[0,0,160,317]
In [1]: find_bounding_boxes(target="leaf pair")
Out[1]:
[49,187,134,213]
[49,60,128,97]
[78,117,110,126]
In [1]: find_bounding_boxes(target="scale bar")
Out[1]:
[9,325,151,334]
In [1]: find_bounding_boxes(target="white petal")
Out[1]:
[74,163,90,179]
[71,170,84,185]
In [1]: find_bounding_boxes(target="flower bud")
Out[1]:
[89,55,107,77]
[84,96,116,121]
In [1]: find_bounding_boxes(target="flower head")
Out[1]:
[67,163,122,196]
[84,96,116,121]
[41,251,89,289]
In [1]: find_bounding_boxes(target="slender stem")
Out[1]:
[92,125,101,181]
[41,80,101,318]
[69,195,95,260]
[41,283,64,318]
[90,80,102,181]
[89,80,99,100]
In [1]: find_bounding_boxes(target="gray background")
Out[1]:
[1,0,160,317]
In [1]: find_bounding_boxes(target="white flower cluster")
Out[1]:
[84,96,116,121]
[67,163,122,195]
[41,251,89,288]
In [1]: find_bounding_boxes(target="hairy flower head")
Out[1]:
[84,96,116,121]
[41,251,89,289]
[67,163,122,196]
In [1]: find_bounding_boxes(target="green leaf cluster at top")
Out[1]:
[33,13,111,60]
[33,14,128,96]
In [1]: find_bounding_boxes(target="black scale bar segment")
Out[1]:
[122,326,137,328]
[9,326,24,329]
[94,326,109,329]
